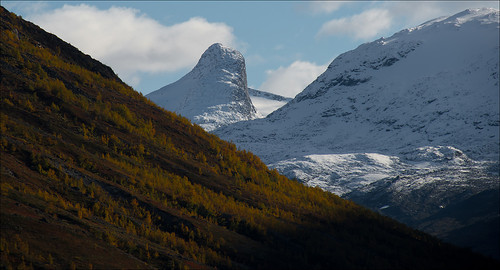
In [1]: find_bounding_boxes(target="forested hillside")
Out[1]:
[0,7,497,269]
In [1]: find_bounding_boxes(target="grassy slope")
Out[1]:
[0,7,498,270]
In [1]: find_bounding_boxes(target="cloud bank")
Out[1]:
[317,8,392,40]
[30,4,237,86]
[259,61,328,98]
[315,2,499,40]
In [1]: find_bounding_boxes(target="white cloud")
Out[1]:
[259,61,328,98]
[383,1,500,28]
[315,2,499,41]
[317,8,392,40]
[384,2,445,27]
[307,1,345,15]
[30,4,236,87]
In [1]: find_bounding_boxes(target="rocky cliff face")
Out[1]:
[147,43,257,131]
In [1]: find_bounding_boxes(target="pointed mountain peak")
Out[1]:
[195,43,245,74]
[205,42,239,55]
[147,43,256,131]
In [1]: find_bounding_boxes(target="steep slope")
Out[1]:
[146,43,256,131]
[4,7,500,269]
[4,7,499,269]
[248,88,292,117]
[215,8,499,257]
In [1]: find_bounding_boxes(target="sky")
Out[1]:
[2,1,498,98]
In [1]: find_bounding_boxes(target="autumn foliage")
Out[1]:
[1,6,498,270]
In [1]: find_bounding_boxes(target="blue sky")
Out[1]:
[3,1,498,97]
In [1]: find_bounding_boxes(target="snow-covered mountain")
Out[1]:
[147,43,257,131]
[216,8,499,257]
[218,8,499,163]
[248,88,292,117]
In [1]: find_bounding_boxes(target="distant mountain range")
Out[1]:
[248,88,292,117]
[5,6,499,269]
[215,8,499,258]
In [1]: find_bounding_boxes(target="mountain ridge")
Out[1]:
[215,8,499,258]
[216,7,499,175]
